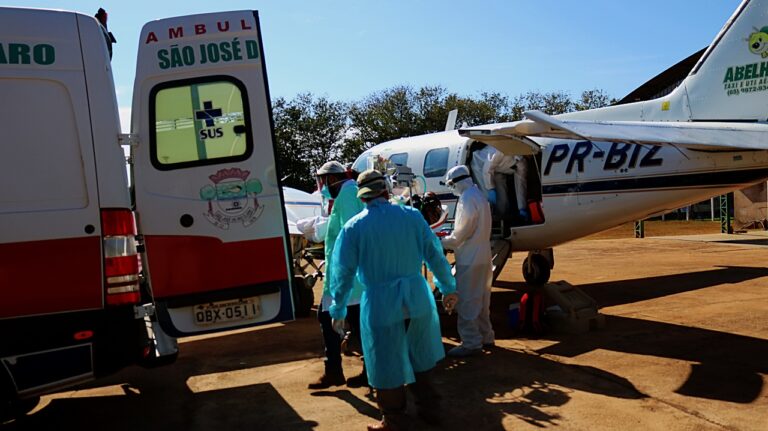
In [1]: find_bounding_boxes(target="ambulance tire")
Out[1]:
[0,371,38,421]
[292,276,314,318]
[522,254,550,286]
[139,350,179,369]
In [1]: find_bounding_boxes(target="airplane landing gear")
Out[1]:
[522,249,554,286]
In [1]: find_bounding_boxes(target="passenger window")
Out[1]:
[423,148,449,178]
[389,152,409,166]
[151,77,252,170]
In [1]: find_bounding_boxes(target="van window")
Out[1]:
[390,152,408,166]
[150,76,252,170]
[423,148,449,178]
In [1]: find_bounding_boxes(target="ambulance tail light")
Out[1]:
[101,209,141,306]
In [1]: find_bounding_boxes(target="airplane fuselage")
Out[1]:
[513,140,768,250]
[356,133,768,252]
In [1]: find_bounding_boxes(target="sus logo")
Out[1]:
[748,27,768,57]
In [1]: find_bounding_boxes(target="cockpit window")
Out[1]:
[352,151,372,173]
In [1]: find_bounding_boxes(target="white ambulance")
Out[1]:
[0,7,296,415]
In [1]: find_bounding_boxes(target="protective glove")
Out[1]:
[331,318,347,337]
[442,293,459,315]
[487,189,497,206]
[519,208,530,222]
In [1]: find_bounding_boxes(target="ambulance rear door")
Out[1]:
[131,11,294,336]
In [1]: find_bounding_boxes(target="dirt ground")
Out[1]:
[585,220,723,239]
[3,223,768,430]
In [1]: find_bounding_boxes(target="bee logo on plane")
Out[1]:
[748,27,768,57]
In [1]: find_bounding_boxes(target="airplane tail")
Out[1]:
[680,0,768,121]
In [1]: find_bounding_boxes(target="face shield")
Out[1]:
[444,165,472,196]
[315,175,328,193]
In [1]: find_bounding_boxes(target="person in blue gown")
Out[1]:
[328,169,458,431]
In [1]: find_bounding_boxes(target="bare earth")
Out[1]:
[585,220,723,240]
[3,222,767,430]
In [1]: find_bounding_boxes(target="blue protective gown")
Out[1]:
[328,198,456,389]
[323,179,366,304]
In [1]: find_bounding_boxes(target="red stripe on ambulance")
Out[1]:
[0,237,102,318]
[144,236,288,299]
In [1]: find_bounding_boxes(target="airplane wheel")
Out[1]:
[522,254,550,286]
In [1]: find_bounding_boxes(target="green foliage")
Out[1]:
[574,88,614,111]
[271,86,614,189]
[272,93,348,191]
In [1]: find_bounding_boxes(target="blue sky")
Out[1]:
[7,1,742,129]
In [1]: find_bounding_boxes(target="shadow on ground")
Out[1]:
[494,265,768,308]
[538,315,768,404]
[490,265,768,404]
[2,318,326,431]
[3,382,318,431]
[432,344,644,430]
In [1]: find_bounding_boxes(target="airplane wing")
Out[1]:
[459,110,768,152]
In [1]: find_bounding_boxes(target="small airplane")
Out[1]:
[352,0,768,285]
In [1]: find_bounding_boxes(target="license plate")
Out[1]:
[193,297,261,326]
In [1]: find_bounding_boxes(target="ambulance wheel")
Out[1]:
[292,276,315,318]
[1,397,39,422]
[0,372,38,421]
[522,254,550,286]
[139,349,179,369]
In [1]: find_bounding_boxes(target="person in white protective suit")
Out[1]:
[328,169,458,431]
[469,143,497,201]
[488,151,529,222]
[441,165,495,357]
[472,143,529,221]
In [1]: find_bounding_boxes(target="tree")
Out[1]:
[345,85,520,160]
[574,88,614,111]
[445,92,514,127]
[511,90,573,116]
[508,88,616,119]
[345,85,422,159]
[272,93,348,191]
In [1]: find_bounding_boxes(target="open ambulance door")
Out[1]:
[131,11,294,336]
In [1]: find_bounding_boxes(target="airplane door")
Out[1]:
[131,11,294,336]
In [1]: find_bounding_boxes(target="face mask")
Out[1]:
[447,183,460,197]
[320,184,332,199]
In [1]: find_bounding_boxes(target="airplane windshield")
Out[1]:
[352,150,372,172]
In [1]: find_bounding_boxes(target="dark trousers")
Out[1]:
[318,303,361,374]
[375,371,440,430]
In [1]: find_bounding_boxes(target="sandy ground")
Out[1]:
[3,225,768,430]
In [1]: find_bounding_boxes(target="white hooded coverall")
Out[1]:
[488,152,528,218]
[442,177,495,349]
[469,145,496,199]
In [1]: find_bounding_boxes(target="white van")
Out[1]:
[0,7,295,414]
